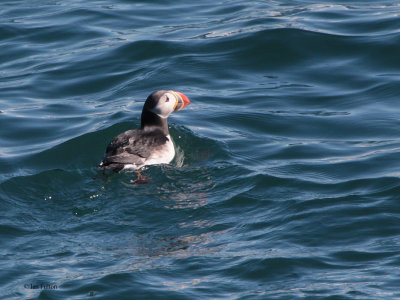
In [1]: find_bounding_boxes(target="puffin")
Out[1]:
[99,90,191,180]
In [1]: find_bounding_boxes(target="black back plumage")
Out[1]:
[100,129,169,171]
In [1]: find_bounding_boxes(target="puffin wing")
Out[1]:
[100,129,168,170]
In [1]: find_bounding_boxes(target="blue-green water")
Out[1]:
[1,1,400,299]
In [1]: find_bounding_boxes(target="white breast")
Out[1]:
[142,135,175,166]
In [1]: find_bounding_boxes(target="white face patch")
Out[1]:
[149,92,178,118]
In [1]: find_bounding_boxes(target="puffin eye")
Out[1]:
[165,96,170,102]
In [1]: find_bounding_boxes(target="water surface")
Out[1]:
[1,1,400,299]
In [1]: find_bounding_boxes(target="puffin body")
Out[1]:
[99,90,190,172]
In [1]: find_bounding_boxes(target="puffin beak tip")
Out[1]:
[174,91,191,111]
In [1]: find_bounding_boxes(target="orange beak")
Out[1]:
[174,91,191,111]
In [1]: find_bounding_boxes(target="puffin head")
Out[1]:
[144,90,191,118]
